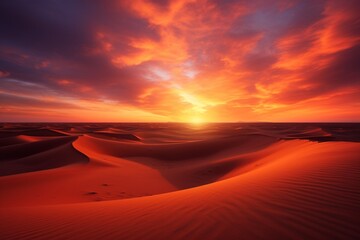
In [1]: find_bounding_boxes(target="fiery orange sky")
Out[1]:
[1,0,359,122]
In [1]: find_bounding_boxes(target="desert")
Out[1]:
[1,1,360,239]
[1,123,359,239]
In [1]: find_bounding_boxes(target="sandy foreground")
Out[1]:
[0,123,359,239]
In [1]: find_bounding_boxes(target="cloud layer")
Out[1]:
[1,0,359,122]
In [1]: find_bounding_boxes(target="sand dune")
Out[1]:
[0,136,88,176]
[0,123,359,239]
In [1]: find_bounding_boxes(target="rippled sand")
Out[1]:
[1,123,359,239]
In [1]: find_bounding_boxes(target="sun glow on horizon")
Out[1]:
[188,117,206,125]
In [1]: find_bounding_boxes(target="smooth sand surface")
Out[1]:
[0,123,359,239]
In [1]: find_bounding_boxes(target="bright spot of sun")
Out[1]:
[189,117,205,125]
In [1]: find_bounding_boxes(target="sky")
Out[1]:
[0,0,359,122]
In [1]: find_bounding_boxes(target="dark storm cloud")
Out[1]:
[0,0,159,102]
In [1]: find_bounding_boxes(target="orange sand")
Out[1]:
[0,123,359,239]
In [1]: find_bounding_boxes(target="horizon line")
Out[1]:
[1,121,360,124]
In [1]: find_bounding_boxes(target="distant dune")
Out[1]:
[0,123,359,239]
